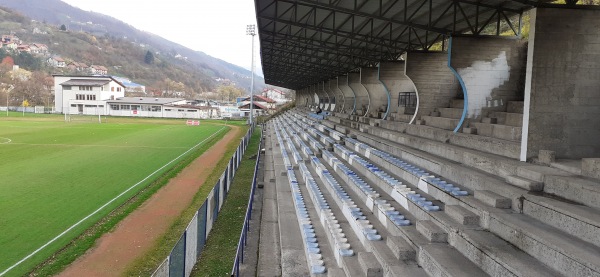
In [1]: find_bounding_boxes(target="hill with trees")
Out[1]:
[0,0,266,105]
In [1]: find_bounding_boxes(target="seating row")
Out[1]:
[273,123,327,275]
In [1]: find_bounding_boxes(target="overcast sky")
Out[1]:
[61,0,260,72]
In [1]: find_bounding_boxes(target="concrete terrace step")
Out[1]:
[421,115,460,131]
[439,108,464,119]
[471,122,522,142]
[493,112,523,127]
[474,190,511,209]
[507,101,524,114]
[456,229,561,277]
[358,116,521,159]
[450,99,465,109]
[491,212,600,277]
[444,205,480,226]
[419,244,489,277]
[505,175,543,191]
[416,220,448,242]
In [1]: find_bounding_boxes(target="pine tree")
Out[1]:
[144,50,154,64]
[60,24,67,31]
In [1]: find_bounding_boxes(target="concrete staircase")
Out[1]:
[421,99,464,131]
[470,101,524,142]
[257,108,600,276]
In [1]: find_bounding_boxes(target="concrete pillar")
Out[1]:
[361,67,389,119]
[379,61,417,122]
[522,8,600,160]
[405,52,461,121]
[449,36,527,121]
[348,72,370,116]
[338,75,356,115]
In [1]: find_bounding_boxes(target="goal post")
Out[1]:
[64,106,106,123]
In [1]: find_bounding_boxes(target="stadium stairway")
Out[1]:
[257,108,600,277]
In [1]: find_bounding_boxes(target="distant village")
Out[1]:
[1,33,109,75]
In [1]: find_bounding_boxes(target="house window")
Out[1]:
[165,109,172,111]
[76,94,85,100]
[63,85,72,90]
[110,104,120,110]
[86,95,96,100]
[151,106,161,112]
[70,104,76,107]
[111,87,115,92]
[131,105,140,110]
[178,109,184,112]
[120,105,131,110]
[187,110,197,112]
[117,87,121,92]
[85,105,96,107]
[80,86,93,91]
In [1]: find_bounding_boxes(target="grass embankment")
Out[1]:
[125,124,253,276]
[0,115,231,276]
[189,126,262,276]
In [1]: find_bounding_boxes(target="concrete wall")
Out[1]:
[324,79,337,111]
[405,52,461,120]
[338,75,356,114]
[348,72,370,116]
[379,61,417,120]
[450,36,527,120]
[361,67,389,118]
[297,88,308,107]
[524,8,600,159]
[331,78,345,112]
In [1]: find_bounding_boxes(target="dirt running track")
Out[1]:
[59,125,241,277]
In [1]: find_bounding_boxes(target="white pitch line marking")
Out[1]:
[0,126,227,276]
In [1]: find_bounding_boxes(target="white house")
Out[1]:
[54,75,126,114]
[262,88,291,104]
[48,57,66,68]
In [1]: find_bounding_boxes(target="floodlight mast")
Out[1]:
[246,24,256,125]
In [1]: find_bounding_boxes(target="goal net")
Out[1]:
[64,106,107,123]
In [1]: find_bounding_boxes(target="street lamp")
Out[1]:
[246,24,256,125]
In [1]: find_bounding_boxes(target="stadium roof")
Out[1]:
[254,0,585,90]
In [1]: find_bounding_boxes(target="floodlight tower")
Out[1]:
[246,24,256,125]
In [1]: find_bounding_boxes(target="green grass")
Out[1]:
[0,115,229,277]
[190,127,262,276]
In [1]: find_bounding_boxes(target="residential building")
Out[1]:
[54,75,126,114]
[89,65,108,75]
[67,62,89,72]
[29,43,49,55]
[263,88,291,104]
[48,57,66,68]
[17,44,30,53]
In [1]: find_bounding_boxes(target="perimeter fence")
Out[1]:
[152,124,257,277]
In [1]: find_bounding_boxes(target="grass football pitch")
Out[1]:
[0,115,229,276]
